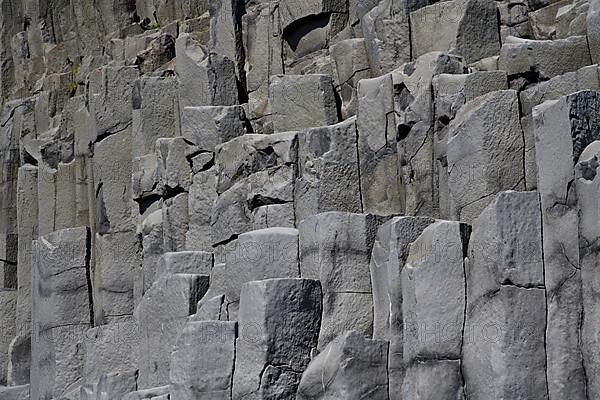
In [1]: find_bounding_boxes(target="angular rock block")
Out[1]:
[186,168,217,252]
[94,231,140,324]
[191,294,226,322]
[243,2,284,130]
[519,65,600,116]
[499,35,591,81]
[0,289,16,385]
[462,191,547,399]
[8,334,31,386]
[402,360,464,400]
[83,321,137,385]
[158,251,213,278]
[93,131,134,234]
[232,278,322,400]
[330,38,373,119]
[401,221,470,397]
[132,153,160,201]
[208,0,244,75]
[175,33,238,109]
[252,204,295,230]
[299,212,391,348]
[577,141,600,398]
[0,384,29,400]
[139,210,165,300]
[96,370,138,400]
[356,73,402,215]
[31,227,92,400]
[588,0,600,64]
[37,162,78,237]
[170,321,236,399]
[181,105,247,151]
[533,90,600,400]
[88,66,139,142]
[162,192,189,252]
[455,0,502,64]
[361,0,411,74]
[369,216,434,399]
[16,165,38,338]
[447,90,525,223]
[224,227,299,305]
[296,331,388,400]
[212,132,297,244]
[134,273,209,389]
[269,74,338,132]
[519,66,600,190]
[393,52,463,218]
[131,76,178,159]
[155,137,195,193]
[122,386,170,400]
[295,117,362,223]
[409,2,464,59]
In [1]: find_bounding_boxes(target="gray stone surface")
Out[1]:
[134,273,209,389]
[463,191,547,399]
[4,2,600,398]
[446,90,525,223]
[181,105,247,151]
[296,331,388,400]
[269,74,338,132]
[295,117,362,223]
[31,227,92,400]
[170,320,236,400]
[533,90,600,400]
[401,220,470,398]
[224,227,299,305]
[499,35,592,80]
[370,216,434,399]
[299,212,391,349]
[233,278,322,400]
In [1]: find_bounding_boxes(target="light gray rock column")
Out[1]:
[533,90,600,400]
[170,321,237,400]
[577,141,600,398]
[370,216,435,400]
[134,273,209,389]
[299,212,391,349]
[462,191,547,399]
[401,220,470,400]
[31,227,92,400]
[447,90,525,223]
[295,117,362,223]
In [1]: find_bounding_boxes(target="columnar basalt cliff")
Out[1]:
[1,0,600,399]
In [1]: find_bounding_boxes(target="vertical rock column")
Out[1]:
[369,216,434,400]
[8,165,38,385]
[31,227,92,400]
[232,278,322,399]
[533,90,600,400]
[463,191,547,399]
[299,212,391,349]
[401,220,470,399]
[577,141,600,397]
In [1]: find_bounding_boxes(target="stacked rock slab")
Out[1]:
[533,90,600,400]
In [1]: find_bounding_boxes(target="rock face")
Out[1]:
[3,1,600,399]
[533,90,600,400]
